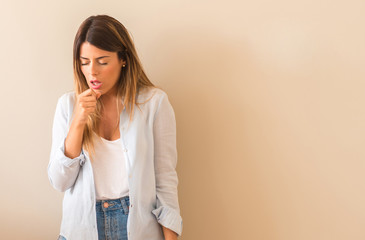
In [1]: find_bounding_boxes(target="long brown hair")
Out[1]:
[73,15,155,159]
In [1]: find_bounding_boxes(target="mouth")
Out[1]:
[91,79,101,85]
[90,80,102,89]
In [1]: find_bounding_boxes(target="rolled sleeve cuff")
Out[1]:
[152,205,183,236]
[56,137,86,167]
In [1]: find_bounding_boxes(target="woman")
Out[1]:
[48,15,182,240]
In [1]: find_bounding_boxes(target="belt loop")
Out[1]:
[120,196,129,214]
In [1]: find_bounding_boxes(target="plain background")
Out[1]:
[0,0,364,239]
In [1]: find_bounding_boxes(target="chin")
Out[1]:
[90,87,102,92]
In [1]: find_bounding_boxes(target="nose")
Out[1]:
[90,61,99,76]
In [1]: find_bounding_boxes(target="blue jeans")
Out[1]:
[96,196,130,240]
[58,196,130,240]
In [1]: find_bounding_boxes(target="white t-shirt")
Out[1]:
[91,132,129,200]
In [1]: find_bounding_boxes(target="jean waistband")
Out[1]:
[96,195,129,203]
[96,195,130,213]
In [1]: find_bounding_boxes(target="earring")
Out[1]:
[122,65,126,67]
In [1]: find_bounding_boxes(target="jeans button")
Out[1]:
[103,202,109,208]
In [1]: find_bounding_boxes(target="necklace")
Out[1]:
[99,108,121,140]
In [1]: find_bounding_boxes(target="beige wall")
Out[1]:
[1,0,364,239]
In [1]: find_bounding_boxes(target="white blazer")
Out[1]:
[48,87,183,240]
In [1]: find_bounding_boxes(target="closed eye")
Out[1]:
[81,62,108,66]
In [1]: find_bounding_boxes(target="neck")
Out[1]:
[100,94,124,114]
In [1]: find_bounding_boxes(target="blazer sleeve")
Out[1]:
[151,92,183,236]
[47,94,86,192]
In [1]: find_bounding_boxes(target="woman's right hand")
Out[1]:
[73,89,101,125]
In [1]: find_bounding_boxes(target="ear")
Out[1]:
[120,58,126,66]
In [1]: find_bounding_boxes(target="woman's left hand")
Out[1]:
[162,226,178,240]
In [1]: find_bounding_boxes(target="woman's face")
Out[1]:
[79,42,125,97]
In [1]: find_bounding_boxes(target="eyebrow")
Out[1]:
[80,56,110,60]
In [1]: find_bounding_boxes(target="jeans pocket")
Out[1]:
[57,235,66,240]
